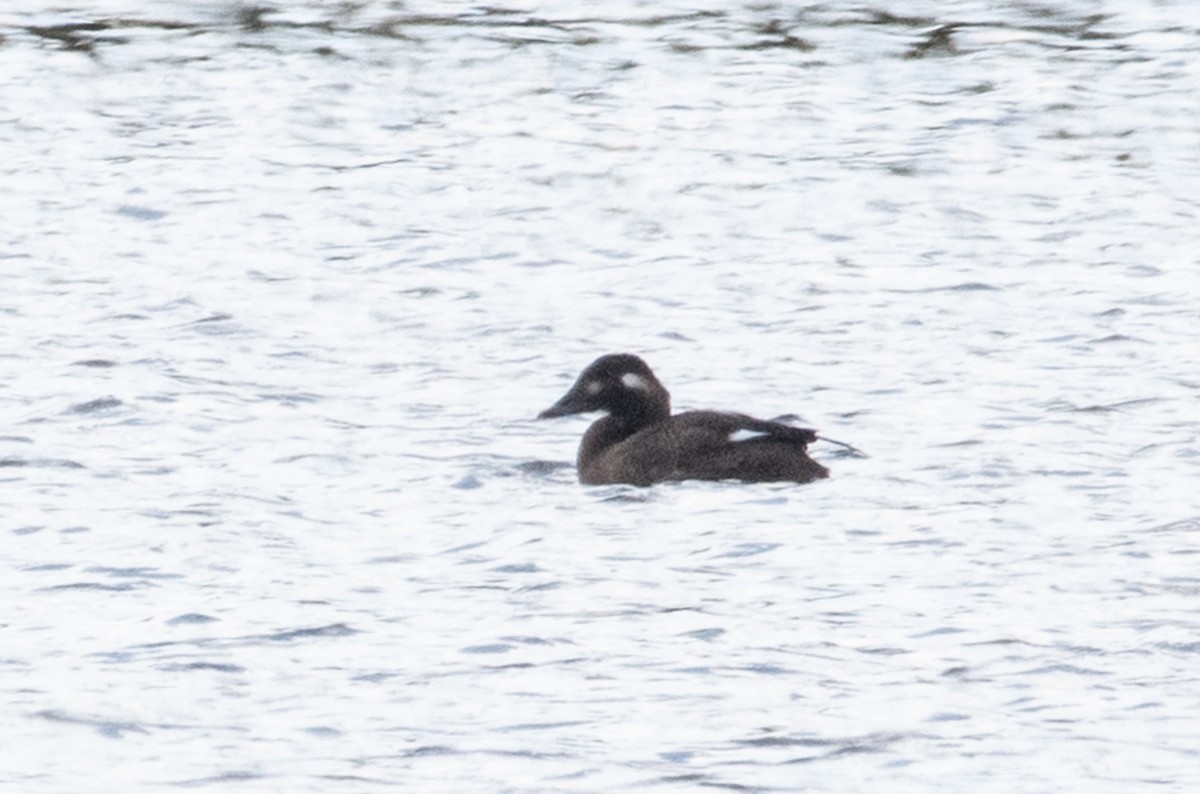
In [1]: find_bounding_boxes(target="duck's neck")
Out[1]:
[578,390,670,464]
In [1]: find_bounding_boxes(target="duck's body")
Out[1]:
[538,354,830,486]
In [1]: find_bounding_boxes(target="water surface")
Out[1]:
[3,2,1199,792]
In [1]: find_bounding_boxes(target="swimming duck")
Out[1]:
[538,353,833,486]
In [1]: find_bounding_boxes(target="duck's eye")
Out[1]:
[585,379,604,395]
[620,372,650,391]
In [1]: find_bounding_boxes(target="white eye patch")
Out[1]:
[729,429,770,443]
[620,372,651,391]
[585,379,604,395]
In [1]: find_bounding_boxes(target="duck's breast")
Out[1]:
[578,420,678,486]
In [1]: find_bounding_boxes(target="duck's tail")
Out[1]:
[817,435,869,458]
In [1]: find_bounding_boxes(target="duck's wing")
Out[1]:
[665,411,828,483]
[675,411,867,456]
[671,411,819,448]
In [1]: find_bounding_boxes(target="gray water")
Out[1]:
[3,1,1199,791]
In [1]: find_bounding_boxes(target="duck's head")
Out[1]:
[538,353,670,421]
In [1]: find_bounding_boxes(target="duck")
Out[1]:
[538,353,836,486]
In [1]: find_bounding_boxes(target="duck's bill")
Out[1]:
[537,386,592,419]
[538,396,579,419]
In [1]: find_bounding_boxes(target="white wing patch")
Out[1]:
[620,372,651,391]
[729,429,770,443]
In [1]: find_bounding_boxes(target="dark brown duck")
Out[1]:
[538,353,832,486]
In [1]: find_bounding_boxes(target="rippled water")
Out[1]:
[3,1,1199,791]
